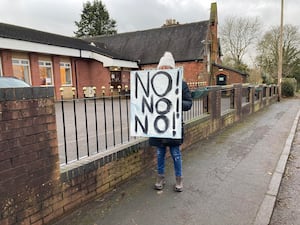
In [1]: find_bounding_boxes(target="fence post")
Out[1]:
[208,86,222,132]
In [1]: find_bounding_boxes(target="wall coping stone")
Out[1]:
[60,137,149,182]
[0,87,54,101]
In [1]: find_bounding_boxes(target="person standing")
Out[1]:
[149,52,193,192]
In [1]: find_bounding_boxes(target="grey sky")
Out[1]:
[0,0,298,37]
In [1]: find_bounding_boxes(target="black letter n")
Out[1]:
[135,115,148,134]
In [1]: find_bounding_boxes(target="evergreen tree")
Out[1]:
[74,0,117,37]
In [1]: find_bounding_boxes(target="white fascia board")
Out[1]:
[1,37,139,68]
[0,37,80,57]
[109,58,139,68]
[86,51,139,68]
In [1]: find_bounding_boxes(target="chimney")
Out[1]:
[162,19,180,27]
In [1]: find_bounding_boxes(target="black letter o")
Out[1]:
[155,98,172,114]
[154,115,169,133]
[151,71,172,97]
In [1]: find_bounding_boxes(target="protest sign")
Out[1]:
[130,68,182,138]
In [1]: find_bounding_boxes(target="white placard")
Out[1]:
[130,68,182,138]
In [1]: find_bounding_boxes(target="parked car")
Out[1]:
[0,77,31,88]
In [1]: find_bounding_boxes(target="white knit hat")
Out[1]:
[157,51,175,69]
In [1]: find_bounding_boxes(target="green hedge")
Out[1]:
[282,78,296,97]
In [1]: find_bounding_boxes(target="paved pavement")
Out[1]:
[52,97,300,225]
[270,99,300,225]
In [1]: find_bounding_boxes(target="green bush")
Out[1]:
[282,80,295,97]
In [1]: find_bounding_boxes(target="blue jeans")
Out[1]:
[157,146,182,177]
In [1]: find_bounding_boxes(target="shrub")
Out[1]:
[281,80,295,97]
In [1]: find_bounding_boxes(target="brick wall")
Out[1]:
[212,66,247,85]
[141,61,208,85]
[0,87,60,225]
[1,50,13,76]
[0,85,278,225]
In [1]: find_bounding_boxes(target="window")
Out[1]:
[12,58,31,84]
[216,74,227,85]
[39,60,53,85]
[60,62,72,85]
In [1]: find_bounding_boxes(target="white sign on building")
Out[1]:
[130,68,182,138]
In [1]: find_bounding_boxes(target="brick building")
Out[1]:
[0,23,138,99]
[0,3,247,99]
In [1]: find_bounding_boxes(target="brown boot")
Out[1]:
[154,174,165,190]
[174,176,183,192]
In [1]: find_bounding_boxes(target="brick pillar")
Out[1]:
[0,87,60,225]
[233,84,242,121]
[249,86,255,113]
[265,85,271,105]
[258,85,263,108]
[208,86,221,132]
[29,53,40,86]
[52,56,61,100]
[1,50,13,76]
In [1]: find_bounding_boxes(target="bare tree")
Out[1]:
[220,16,261,72]
[256,24,300,82]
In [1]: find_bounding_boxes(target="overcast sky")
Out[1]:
[0,0,298,37]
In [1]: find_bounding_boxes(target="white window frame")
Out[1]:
[38,60,54,86]
[60,62,72,86]
[12,58,31,84]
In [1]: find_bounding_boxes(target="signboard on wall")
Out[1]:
[130,68,182,138]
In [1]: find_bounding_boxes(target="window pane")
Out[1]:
[13,65,25,80]
[46,67,52,85]
[39,67,47,85]
[39,60,53,85]
[60,67,66,84]
[12,59,31,85]
[65,68,71,85]
[60,62,72,85]
[23,67,30,84]
[21,60,28,65]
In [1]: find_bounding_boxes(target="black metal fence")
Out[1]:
[56,84,273,165]
[56,93,206,165]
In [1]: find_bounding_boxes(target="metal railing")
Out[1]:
[56,90,206,165]
[220,85,236,113]
[56,84,278,165]
[242,85,251,105]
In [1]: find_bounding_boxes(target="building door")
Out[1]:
[216,74,227,85]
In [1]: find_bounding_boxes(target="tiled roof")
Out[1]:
[86,21,210,65]
[213,63,249,76]
[0,23,125,59]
